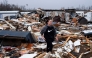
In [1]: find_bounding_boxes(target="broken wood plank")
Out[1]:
[68,52,76,58]
[62,36,70,47]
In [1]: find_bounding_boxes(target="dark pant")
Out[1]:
[46,39,53,52]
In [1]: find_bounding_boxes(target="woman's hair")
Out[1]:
[44,16,52,24]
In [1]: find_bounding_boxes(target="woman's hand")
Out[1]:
[55,36,58,41]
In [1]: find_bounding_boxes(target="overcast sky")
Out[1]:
[0,0,92,9]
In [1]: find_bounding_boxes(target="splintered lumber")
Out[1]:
[62,36,70,47]
[78,51,91,58]
[78,53,84,58]
[89,41,92,52]
[26,43,33,50]
[35,52,46,58]
[86,37,90,43]
[81,37,90,44]
[68,52,76,58]
[83,51,91,55]
[59,35,84,39]
[44,52,51,58]
[4,20,16,30]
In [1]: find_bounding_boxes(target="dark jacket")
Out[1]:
[40,25,56,42]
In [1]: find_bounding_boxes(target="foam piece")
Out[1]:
[19,54,37,58]
[74,39,81,46]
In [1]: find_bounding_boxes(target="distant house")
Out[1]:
[43,9,76,23]
[84,11,92,22]
[76,10,85,17]
[21,12,30,15]
[0,11,19,19]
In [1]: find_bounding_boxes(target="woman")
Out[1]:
[40,17,58,52]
